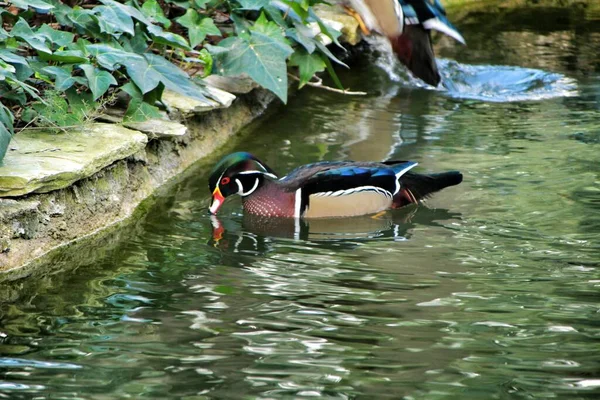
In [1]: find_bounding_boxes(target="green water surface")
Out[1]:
[1,6,599,399]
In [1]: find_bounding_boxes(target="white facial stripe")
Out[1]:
[237,177,260,197]
[235,178,244,194]
[238,170,278,179]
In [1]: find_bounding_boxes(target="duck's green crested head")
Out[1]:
[208,152,277,214]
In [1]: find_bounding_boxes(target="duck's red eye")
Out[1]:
[220,177,230,185]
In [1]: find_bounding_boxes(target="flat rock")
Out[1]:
[162,86,236,116]
[203,75,259,95]
[124,119,187,140]
[0,124,148,197]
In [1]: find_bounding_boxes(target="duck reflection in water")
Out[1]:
[209,206,461,255]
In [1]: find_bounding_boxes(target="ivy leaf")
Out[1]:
[0,49,28,66]
[11,18,51,54]
[141,0,172,28]
[94,5,135,37]
[121,82,163,122]
[143,53,211,102]
[286,23,316,53]
[39,50,89,64]
[86,44,134,70]
[79,64,118,100]
[208,31,293,103]
[0,103,14,162]
[194,0,211,8]
[85,44,159,93]
[176,9,221,48]
[42,66,87,92]
[68,8,102,36]
[251,12,287,44]
[9,0,54,11]
[99,0,152,26]
[38,24,75,47]
[236,0,269,10]
[147,25,191,50]
[289,49,325,88]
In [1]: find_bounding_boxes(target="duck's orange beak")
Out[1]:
[209,187,225,214]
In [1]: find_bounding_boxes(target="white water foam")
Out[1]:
[365,36,578,102]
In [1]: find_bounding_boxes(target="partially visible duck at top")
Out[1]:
[208,152,463,218]
[344,0,465,86]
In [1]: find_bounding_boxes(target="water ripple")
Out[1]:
[440,59,578,102]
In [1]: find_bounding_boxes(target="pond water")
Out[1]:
[1,5,600,399]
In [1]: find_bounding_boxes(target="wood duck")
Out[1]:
[345,0,465,86]
[208,152,462,218]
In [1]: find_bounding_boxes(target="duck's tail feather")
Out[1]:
[393,171,463,207]
[389,25,440,87]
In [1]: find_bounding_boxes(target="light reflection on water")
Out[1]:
[1,7,600,400]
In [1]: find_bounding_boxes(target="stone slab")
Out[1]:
[123,119,188,140]
[203,75,259,95]
[0,124,148,197]
[162,86,236,116]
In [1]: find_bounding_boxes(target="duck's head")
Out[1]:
[208,152,277,214]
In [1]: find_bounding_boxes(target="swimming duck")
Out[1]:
[208,152,462,218]
[344,0,465,86]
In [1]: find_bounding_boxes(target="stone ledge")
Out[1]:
[0,124,148,198]
[123,119,188,140]
[0,88,277,272]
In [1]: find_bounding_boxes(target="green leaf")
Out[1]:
[289,49,325,88]
[251,12,287,44]
[322,54,344,90]
[0,27,10,41]
[176,9,221,48]
[308,8,343,48]
[99,0,152,26]
[85,44,158,93]
[9,0,54,11]
[143,53,211,102]
[141,0,172,28]
[147,25,191,50]
[286,23,316,53]
[236,0,269,10]
[94,5,135,37]
[79,64,117,100]
[198,48,213,77]
[208,31,294,102]
[0,49,28,66]
[0,102,14,161]
[194,0,211,8]
[38,24,75,48]
[122,82,163,122]
[68,8,102,36]
[39,50,89,64]
[86,43,130,70]
[43,66,87,91]
[11,18,51,54]
[315,40,348,68]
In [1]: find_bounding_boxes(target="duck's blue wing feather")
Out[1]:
[399,0,465,44]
